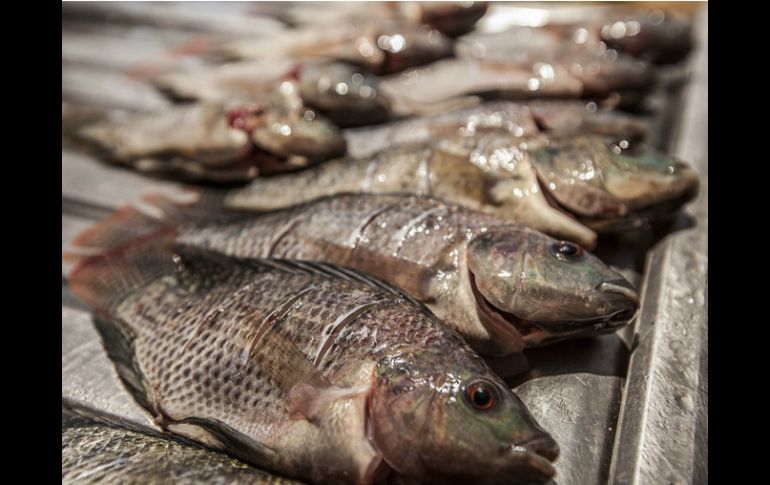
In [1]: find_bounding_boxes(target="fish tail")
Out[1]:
[67,226,179,313]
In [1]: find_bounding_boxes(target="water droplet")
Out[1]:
[335,82,349,95]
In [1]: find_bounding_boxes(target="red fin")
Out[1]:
[68,228,179,313]
[64,205,167,264]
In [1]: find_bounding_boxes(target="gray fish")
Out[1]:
[62,413,302,484]
[343,100,649,159]
[221,21,454,76]
[154,60,392,128]
[224,130,697,247]
[77,94,346,183]
[66,221,559,484]
[379,26,656,111]
[69,193,638,356]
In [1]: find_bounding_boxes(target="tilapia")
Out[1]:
[74,193,638,356]
[224,131,697,247]
[66,221,560,484]
[77,92,346,182]
[343,100,649,159]
[63,413,301,484]
[380,26,656,111]
[155,60,392,127]
[221,21,454,76]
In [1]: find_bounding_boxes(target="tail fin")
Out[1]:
[67,228,179,313]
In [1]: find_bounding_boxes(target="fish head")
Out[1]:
[297,62,392,127]
[531,135,699,231]
[375,24,454,74]
[465,226,639,347]
[369,349,558,483]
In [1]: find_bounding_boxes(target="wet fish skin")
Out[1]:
[222,21,454,76]
[140,193,637,355]
[224,132,599,248]
[344,100,649,159]
[77,98,345,182]
[67,230,558,484]
[411,1,489,38]
[297,62,392,127]
[62,413,302,484]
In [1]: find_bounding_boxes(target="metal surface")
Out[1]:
[61,3,708,483]
[608,7,708,485]
[62,305,158,432]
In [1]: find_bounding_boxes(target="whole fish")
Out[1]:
[66,222,560,484]
[63,413,301,484]
[155,61,392,128]
[343,100,650,159]
[77,92,346,183]
[380,26,656,112]
[224,131,698,248]
[75,193,638,356]
[221,21,454,76]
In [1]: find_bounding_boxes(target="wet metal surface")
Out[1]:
[608,7,708,484]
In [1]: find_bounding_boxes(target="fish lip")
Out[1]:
[508,443,558,480]
[599,279,641,307]
[469,270,637,349]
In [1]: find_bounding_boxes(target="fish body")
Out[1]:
[77,92,346,182]
[455,26,657,99]
[100,193,638,355]
[221,21,454,76]
[62,414,300,484]
[67,224,559,484]
[226,130,697,245]
[344,100,649,159]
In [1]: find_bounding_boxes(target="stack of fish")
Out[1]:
[63,2,700,484]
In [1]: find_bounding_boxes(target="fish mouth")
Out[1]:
[536,170,700,233]
[510,435,560,479]
[469,270,637,350]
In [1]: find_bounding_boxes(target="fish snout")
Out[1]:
[516,435,560,462]
[599,278,640,326]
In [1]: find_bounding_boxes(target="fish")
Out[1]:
[77,93,346,183]
[223,130,697,247]
[379,25,656,112]
[455,26,657,100]
[72,193,638,356]
[62,413,302,484]
[155,60,392,128]
[220,21,454,76]
[65,218,560,484]
[343,100,649,159]
[593,9,693,64]
[263,1,487,38]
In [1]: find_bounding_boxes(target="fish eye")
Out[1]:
[552,241,584,261]
[466,381,497,410]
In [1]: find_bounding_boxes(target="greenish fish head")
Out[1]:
[531,135,700,231]
[369,349,558,483]
[466,226,639,348]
